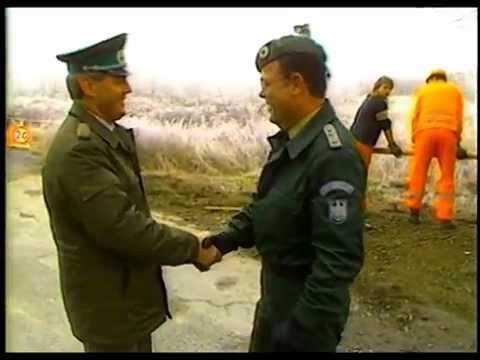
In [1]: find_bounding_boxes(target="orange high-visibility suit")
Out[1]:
[404,79,464,220]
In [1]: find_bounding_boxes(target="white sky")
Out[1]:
[6,7,478,93]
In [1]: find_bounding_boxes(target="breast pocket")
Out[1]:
[251,189,305,255]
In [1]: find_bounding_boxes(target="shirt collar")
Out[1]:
[287,105,323,139]
[87,110,115,132]
[266,99,337,162]
[286,99,337,160]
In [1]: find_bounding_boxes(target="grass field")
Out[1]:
[8,89,477,213]
[6,86,477,351]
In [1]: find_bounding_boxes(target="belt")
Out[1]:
[262,258,311,281]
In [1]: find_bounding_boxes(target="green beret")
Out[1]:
[56,33,129,76]
[255,35,328,72]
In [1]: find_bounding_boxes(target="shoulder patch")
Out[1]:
[319,180,355,196]
[323,123,342,149]
[76,123,91,140]
[328,198,348,224]
[375,109,389,121]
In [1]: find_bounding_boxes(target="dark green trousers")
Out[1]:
[83,334,152,352]
[248,265,345,352]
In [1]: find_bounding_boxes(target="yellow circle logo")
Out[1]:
[7,123,32,147]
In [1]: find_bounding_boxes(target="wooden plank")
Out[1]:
[373,147,414,156]
[373,147,477,160]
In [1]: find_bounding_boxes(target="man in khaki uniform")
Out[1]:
[42,33,221,352]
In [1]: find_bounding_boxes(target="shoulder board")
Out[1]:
[323,123,342,149]
[76,123,91,140]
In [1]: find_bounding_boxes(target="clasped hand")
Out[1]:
[192,236,222,272]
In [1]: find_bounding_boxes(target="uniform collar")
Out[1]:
[285,98,336,160]
[267,130,290,152]
[69,102,122,149]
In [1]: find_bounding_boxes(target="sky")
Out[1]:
[6,7,478,94]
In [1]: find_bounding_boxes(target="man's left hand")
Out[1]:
[389,143,403,158]
[201,232,237,255]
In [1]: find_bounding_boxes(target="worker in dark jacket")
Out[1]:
[350,76,403,212]
[350,76,403,171]
[42,33,221,352]
[203,35,367,352]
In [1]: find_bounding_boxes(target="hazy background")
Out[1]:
[5,7,478,214]
[6,7,478,95]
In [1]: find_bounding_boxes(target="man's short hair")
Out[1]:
[276,52,329,98]
[66,73,107,100]
[373,76,394,91]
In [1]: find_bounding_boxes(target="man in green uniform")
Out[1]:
[203,35,367,352]
[42,33,221,352]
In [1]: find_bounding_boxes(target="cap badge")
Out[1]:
[117,49,125,64]
[258,45,270,60]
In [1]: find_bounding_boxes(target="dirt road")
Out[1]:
[5,161,476,352]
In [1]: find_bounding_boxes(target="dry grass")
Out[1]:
[7,89,477,214]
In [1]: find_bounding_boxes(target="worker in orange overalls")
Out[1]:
[404,69,468,228]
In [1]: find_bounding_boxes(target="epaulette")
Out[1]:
[323,123,342,149]
[76,123,91,140]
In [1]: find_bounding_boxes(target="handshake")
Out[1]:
[192,233,228,272]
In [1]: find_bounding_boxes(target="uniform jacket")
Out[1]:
[42,102,199,345]
[221,100,366,335]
